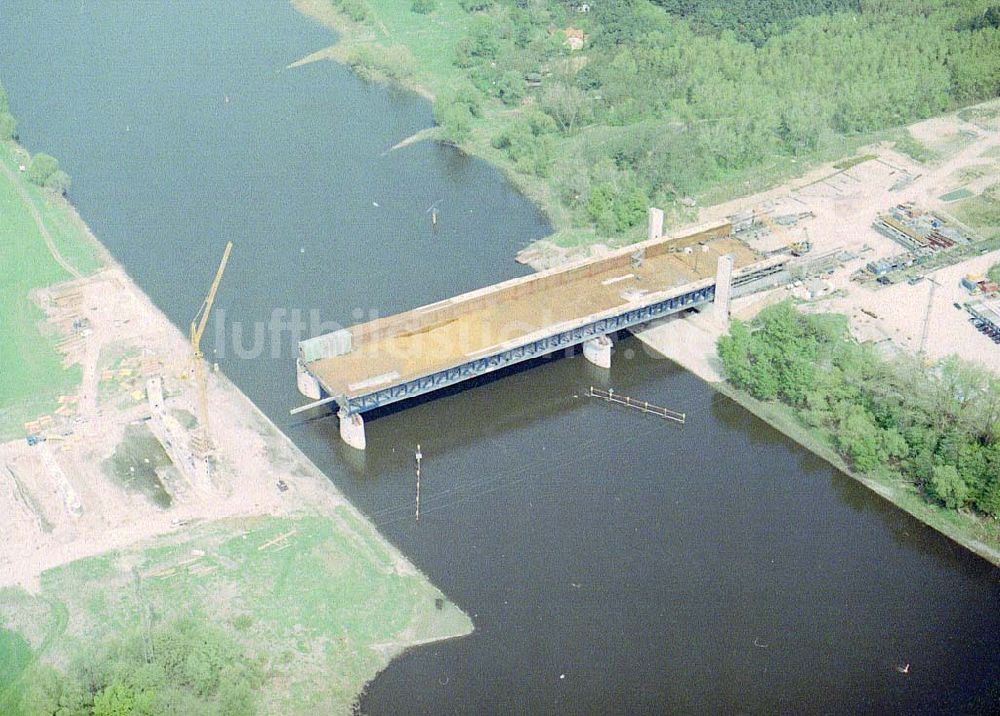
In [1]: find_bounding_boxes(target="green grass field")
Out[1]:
[952,183,1000,239]
[0,512,471,714]
[0,142,102,439]
[364,0,472,93]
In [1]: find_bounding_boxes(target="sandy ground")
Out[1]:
[0,260,421,593]
[631,103,1000,377]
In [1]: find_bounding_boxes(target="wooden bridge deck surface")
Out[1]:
[307,237,757,398]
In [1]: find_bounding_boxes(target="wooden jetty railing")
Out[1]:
[587,387,686,424]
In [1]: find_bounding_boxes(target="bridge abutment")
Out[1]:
[339,410,367,451]
[583,334,612,369]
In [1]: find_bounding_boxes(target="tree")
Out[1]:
[929,464,968,509]
[836,404,882,472]
[989,262,1000,286]
[216,667,257,716]
[494,70,525,106]
[44,169,71,196]
[433,95,474,144]
[26,153,59,187]
[717,320,754,388]
[454,16,500,67]
[93,681,135,716]
[458,0,493,11]
[976,459,1000,517]
[411,0,435,14]
[492,117,555,176]
[0,112,15,140]
[541,83,589,134]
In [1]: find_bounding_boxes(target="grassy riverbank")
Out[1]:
[714,303,1000,567]
[714,382,1000,566]
[291,0,861,246]
[293,0,1000,249]
[0,514,470,715]
[0,81,471,712]
[0,142,101,438]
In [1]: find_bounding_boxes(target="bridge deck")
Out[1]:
[305,229,757,402]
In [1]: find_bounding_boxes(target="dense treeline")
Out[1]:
[718,302,1000,517]
[429,0,1000,237]
[652,0,861,44]
[10,618,263,716]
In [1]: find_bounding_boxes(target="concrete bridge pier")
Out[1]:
[583,334,612,369]
[647,207,664,241]
[339,411,366,451]
[297,357,322,400]
[710,254,734,325]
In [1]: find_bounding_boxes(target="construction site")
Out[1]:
[2,90,999,711]
[2,262,294,585]
[0,201,482,711]
[632,105,1000,379]
[6,100,1000,582]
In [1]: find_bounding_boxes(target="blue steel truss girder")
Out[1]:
[340,284,715,415]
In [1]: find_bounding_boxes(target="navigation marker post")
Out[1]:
[415,444,422,522]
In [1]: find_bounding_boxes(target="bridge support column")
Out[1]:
[647,207,664,241]
[296,358,322,400]
[712,254,734,324]
[583,335,612,369]
[339,411,366,451]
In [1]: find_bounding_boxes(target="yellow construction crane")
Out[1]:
[190,241,233,451]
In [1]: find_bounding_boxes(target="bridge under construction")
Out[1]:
[294,212,789,448]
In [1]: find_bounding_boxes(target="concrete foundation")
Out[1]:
[583,334,612,369]
[647,207,664,241]
[339,410,366,451]
[297,357,322,400]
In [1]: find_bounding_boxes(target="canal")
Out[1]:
[2,1,998,712]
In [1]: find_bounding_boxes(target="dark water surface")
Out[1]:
[2,2,998,713]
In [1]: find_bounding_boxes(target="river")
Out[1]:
[2,1,998,713]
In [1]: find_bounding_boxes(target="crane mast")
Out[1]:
[190,241,233,452]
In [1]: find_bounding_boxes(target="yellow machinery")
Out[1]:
[190,241,233,451]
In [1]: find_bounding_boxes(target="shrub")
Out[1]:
[0,112,15,140]
[44,169,71,196]
[26,153,59,187]
[459,0,494,12]
[331,0,368,23]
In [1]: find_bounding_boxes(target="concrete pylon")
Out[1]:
[583,334,612,369]
[647,207,664,242]
[339,410,366,450]
[712,254,734,324]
